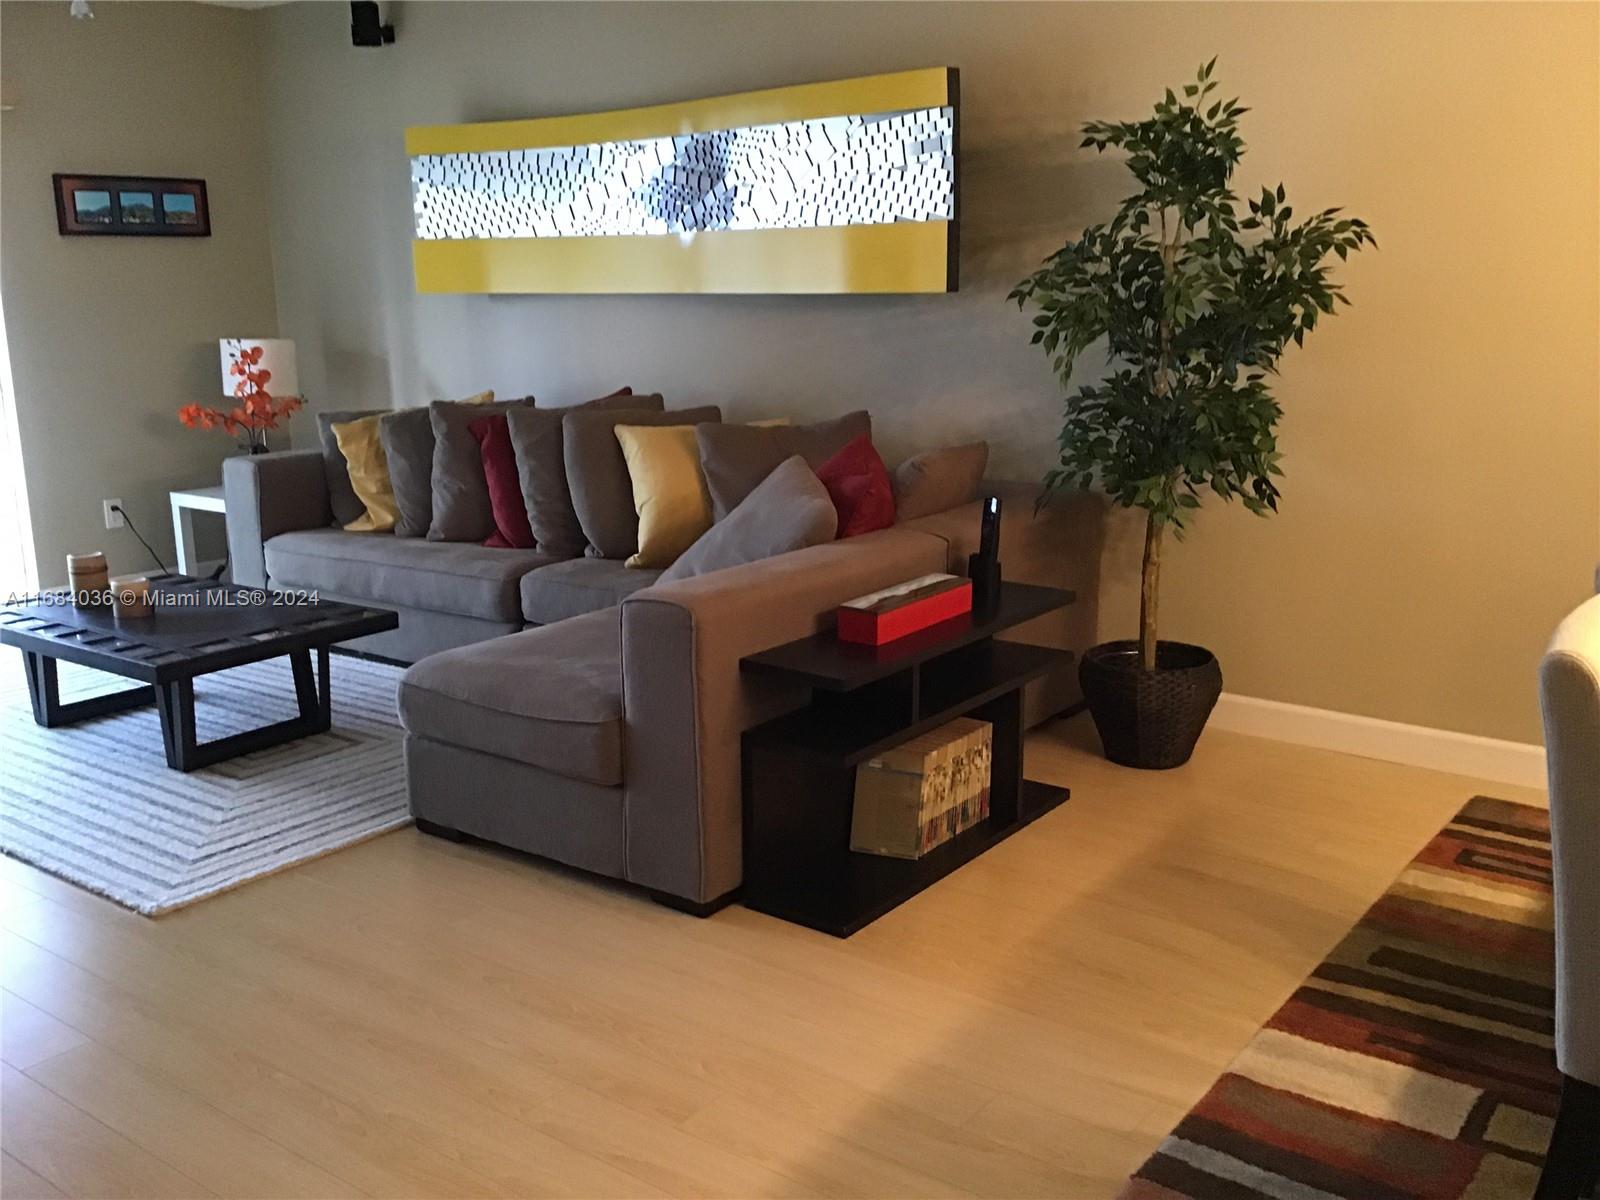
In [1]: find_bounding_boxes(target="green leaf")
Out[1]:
[1013,63,1372,536]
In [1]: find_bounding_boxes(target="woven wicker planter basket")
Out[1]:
[1079,640,1223,769]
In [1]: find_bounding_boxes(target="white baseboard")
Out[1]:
[1209,693,1548,791]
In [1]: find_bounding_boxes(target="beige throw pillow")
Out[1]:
[892,442,990,521]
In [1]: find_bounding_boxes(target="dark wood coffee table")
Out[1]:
[740,581,1075,936]
[0,574,398,771]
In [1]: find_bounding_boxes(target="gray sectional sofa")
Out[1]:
[224,448,1102,910]
[226,449,663,660]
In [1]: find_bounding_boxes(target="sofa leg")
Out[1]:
[414,817,466,843]
[1537,1075,1600,1200]
[648,887,739,918]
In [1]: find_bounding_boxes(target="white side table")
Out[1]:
[169,485,227,578]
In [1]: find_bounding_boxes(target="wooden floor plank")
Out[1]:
[1,1151,68,1200]
[23,1041,367,1200]
[1,991,86,1072]
[0,909,680,1200]
[0,932,525,1199]
[208,861,1091,1195]
[0,718,1546,1199]
[0,1065,210,1199]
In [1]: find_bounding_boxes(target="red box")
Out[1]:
[837,577,973,646]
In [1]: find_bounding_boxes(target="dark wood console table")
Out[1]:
[739,582,1074,936]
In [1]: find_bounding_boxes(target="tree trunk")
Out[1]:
[1140,512,1163,671]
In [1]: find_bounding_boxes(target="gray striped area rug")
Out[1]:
[0,650,410,915]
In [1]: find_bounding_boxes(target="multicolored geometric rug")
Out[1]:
[1121,796,1558,1199]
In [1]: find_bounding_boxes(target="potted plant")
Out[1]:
[1012,61,1375,769]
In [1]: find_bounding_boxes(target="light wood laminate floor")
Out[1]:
[1,716,1545,1199]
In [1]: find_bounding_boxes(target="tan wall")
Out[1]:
[247,1,1594,744]
[0,0,279,584]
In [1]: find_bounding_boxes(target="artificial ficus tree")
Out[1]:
[1012,60,1375,670]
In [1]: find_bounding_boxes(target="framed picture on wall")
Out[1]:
[52,174,210,237]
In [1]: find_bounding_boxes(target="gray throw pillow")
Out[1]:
[697,410,871,519]
[378,408,436,538]
[892,442,989,522]
[505,391,660,558]
[426,397,535,542]
[316,408,384,527]
[659,456,837,583]
[564,403,718,560]
[376,390,500,537]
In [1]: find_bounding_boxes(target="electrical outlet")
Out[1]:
[103,498,124,530]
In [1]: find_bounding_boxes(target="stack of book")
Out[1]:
[850,717,993,859]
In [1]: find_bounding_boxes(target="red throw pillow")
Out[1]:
[469,413,535,549]
[815,434,896,538]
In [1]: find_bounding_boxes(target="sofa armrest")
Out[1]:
[223,450,331,588]
[1540,596,1600,1087]
[619,527,948,904]
[898,481,1106,722]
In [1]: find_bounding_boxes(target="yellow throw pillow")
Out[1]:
[331,414,398,532]
[614,423,713,568]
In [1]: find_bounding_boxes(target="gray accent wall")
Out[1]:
[256,1,1599,744]
[1,1,1593,745]
[257,2,1091,475]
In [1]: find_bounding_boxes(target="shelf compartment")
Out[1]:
[742,779,1068,937]
[747,640,1070,767]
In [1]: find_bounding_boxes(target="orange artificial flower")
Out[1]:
[185,349,301,446]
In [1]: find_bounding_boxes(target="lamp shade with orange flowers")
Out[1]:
[179,338,304,453]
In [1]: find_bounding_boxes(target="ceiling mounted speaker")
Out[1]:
[350,1,394,47]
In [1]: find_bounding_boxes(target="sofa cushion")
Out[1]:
[520,557,662,625]
[316,408,385,527]
[659,456,837,583]
[614,422,714,568]
[816,434,896,538]
[264,528,555,622]
[428,397,536,542]
[398,608,623,786]
[892,441,989,522]
[505,390,655,559]
[564,403,717,560]
[330,414,398,533]
[470,413,535,549]
[378,391,495,538]
[697,410,870,519]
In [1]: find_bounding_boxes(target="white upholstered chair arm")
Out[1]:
[1539,595,1600,1088]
